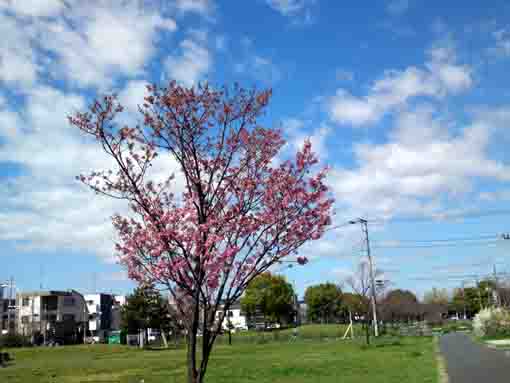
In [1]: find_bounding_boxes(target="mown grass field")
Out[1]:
[214,323,363,345]
[1,326,438,383]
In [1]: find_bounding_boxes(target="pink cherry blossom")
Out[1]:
[69,82,333,383]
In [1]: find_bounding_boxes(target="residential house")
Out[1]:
[17,290,87,344]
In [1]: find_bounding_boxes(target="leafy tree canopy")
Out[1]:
[241,272,295,325]
[121,285,171,334]
[304,283,342,323]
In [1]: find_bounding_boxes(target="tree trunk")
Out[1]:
[161,330,168,349]
[187,295,200,383]
[364,318,370,345]
[186,328,200,383]
[228,328,232,346]
[139,329,145,349]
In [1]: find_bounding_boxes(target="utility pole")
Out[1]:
[476,278,483,311]
[461,281,467,320]
[8,276,14,334]
[40,264,44,290]
[493,264,500,307]
[350,218,379,337]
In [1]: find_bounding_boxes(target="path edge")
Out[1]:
[435,337,449,383]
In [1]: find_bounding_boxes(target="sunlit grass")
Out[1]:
[1,328,438,383]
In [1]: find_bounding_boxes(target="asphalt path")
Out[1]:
[440,332,510,383]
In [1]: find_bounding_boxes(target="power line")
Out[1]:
[324,220,358,233]
[402,271,510,281]
[374,234,499,244]
[361,209,510,225]
[373,240,503,249]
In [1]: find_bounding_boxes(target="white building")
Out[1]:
[0,282,16,335]
[17,290,87,343]
[216,301,247,331]
[85,293,125,342]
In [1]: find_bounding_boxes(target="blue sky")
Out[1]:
[1,0,510,299]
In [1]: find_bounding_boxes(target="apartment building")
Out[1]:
[85,293,125,342]
[0,297,13,335]
[17,290,87,344]
[0,283,17,335]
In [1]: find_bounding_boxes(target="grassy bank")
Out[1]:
[215,323,363,345]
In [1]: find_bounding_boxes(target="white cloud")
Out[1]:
[0,12,40,87]
[329,89,380,125]
[235,54,281,85]
[329,43,472,126]
[282,118,331,159]
[118,80,149,114]
[425,45,472,92]
[0,1,177,90]
[165,34,211,87]
[0,102,20,140]
[44,2,176,89]
[0,0,65,17]
[479,190,510,202]
[0,83,184,260]
[331,105,510,218]
[0,0,196,260]
[175,0,212,16]
[0,86,122,258]
[490,28,510,57]
[265,0,316,24]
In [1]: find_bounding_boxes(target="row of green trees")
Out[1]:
[240,272,510,329]
[120,275,507,343]
[240,273,369,327]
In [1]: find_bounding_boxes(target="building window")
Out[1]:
[44,314,57,322]
[21,316,30,324]
[22,297,30,307]
[63,297,75,306]
[228,311,234,318]
[43,296,58,311]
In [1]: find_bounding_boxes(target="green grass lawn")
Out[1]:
[0,334,438,383]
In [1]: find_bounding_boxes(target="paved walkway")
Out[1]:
[440,332,510,383]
